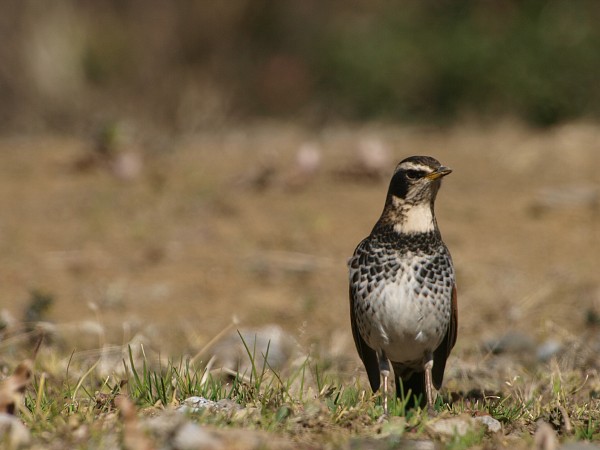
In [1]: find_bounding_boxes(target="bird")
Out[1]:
[348,155,457,415]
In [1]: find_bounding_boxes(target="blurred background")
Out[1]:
[3,0,600,132]
[1,1,599,379]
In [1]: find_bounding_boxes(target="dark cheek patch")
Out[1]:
[388,173,409,199]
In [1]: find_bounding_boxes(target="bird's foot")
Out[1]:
[380,367,390,418]
[423,358,438,416]
[426,404,438,417]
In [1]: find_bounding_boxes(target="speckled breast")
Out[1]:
[349,231,454,363]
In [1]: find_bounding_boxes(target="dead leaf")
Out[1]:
[0,360,33,415]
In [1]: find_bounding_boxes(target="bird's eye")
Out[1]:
[405,170,422,180]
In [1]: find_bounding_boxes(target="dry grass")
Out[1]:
[1,121,599,448]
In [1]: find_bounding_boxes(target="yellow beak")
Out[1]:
[425,166,452,180]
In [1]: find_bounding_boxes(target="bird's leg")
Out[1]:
[424,353,435,413]
[378,351,390,417]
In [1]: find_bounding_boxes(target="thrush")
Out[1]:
[348,155,457,414]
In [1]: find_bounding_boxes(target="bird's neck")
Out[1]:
[375,198,439,235]
[394,202,437,234]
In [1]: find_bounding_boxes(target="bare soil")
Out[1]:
[1,121,599,372]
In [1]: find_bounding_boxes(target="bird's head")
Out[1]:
[387,156,452,205]
[379,156,452,234]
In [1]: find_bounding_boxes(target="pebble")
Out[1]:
[178,396,219,413]
[172,422,223,450]
[532,184,599,212]
[537,339,563,362]
[357,137,391,176]
[473,415,502,433]
[0,413,31,448]
[177,396,242,414]
[405,441,436,450]
[427,416,477,437]
[427,414,501,437]
[211,325,297,375]
[143,411,185,438]
[483,331,536,355]
[559,443,600,450]
[350,437,435,450]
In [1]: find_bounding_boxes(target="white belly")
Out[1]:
[362,274,446,363]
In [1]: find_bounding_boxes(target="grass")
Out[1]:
[0,125,599,448]
[2,329,600,449]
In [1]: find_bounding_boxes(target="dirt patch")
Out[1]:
[1,122,598,364]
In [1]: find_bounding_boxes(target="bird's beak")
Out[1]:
[425,166,452,180]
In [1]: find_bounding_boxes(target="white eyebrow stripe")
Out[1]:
[395,162,433,173]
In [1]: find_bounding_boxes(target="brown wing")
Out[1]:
[432,283,458,389]
[349,285,381,392]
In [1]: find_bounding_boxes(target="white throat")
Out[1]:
[393,202,435,234]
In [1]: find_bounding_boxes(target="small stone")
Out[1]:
[177,396,219,414]
[216,399,243,411]
[109,151,143,182]
[295,143,321,175]
[483,331,536,355]
[0,413,31,448]
[177,396,242,415]
[143,411,185,437]
[403,441,436,450]
[532,184,599,214]
[0,309,17,331]
[211,325,297,375]
[559,443,600,450]
[232,406,260,422]
[173,422,223,450]
[473,415,502,433]
[357,137,391,177]
[350,436,432,450]
[285,142,322,189]
[537,340,563,362]
[427,415,479,437]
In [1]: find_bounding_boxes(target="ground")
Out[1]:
[1,121,599,448]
